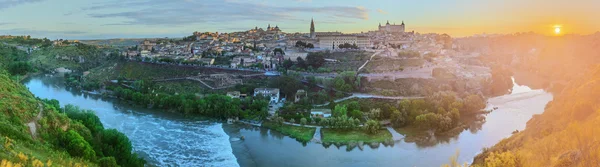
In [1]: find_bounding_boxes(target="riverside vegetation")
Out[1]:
[0,43,145,166]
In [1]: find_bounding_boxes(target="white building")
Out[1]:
[318,35,371,50]
[254,88,280,104]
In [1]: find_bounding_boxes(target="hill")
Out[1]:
[0,44,144,167]
[472,66,600,166]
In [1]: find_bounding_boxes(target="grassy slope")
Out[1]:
[0,71,96,166]
[473,66,600,167]
[321,128,391,144]
[262,121,316,142]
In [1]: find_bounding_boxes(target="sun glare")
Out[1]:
[554,26,561,35]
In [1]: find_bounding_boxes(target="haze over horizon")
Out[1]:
[1,0,600,39]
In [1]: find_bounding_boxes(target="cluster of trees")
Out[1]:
[111,86,269,120]
[295,41,314,49]
[0,36,52,47]
[0,44,33,76]
[282,52,326,72]
[7,61,33,75]
[393,92,485,132]
[338,43,358,49]
[330,92,486,134]
[331,71,361,92]
[487,66,513,96]
[39,101,146,167]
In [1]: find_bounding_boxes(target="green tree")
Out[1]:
[64,130,96,161]
[306,52,325,69]
[333,104,348,117]
[463,94,486,114]
[390,110,406,127]
[300,118,307,126]
[296,57,306,69]
[364,120,380,134]
[98,157,120,167]
[349,110,362,120]
[283,58,293,70]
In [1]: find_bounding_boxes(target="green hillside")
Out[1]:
[0,43,144,167]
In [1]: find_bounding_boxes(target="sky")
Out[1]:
[1,0,599,39]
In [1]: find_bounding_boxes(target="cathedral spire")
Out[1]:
[310,17,316,39]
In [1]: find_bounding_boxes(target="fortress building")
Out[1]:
[379,20,405,33]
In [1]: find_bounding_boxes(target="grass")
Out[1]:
[321,128,392,144]
[262,121,316,142]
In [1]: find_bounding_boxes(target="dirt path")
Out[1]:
[27,103,43,139]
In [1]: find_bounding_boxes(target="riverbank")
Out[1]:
[321,128,392,144]
[262,121,316,142]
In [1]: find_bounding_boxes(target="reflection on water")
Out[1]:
[225,76,554,167]
[24,75,553,167]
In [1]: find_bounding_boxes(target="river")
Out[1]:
[23,75,553,167]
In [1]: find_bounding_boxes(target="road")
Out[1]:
[357,50,383,73]
[27,103,44,139]
[314,93,424,107]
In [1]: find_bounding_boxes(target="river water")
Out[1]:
[23,75,553,167]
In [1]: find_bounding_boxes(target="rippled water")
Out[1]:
[23,76,239,167]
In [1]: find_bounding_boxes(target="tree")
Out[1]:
[463,94,486,114]
[269,75,304,98]
[306,52,325,69]
[300,118,307,126]
[333,104,348,117]
[296,57,306,69]
[274,48,285,55]
[350,110,362,120]
[295,41,307,48]
[275,116,285,125]
[283,58,293,70]
[347,101,360,112]
[364,120,380,134]
[306,43,314,48]
[98,157,119,167]
[63,130,96,161]
[368,108,381,120]
[390,110,406,127]
[290,118,296,124]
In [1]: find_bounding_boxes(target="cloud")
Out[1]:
[377,9,388,15]
[294,0,312,2]
[0,22,14,26]
[0,28,86,36]
[84,0,368,26]
[0,0,46,10]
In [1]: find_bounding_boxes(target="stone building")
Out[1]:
[378,20,405,33]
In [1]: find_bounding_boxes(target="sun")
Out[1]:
[554,26,561,35]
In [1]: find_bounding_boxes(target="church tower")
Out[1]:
[310,18,316,39]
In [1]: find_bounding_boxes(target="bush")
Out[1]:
[364,120,381,134]
[300,118,307,126]
[98,157,120,167]
[63,130,96,161]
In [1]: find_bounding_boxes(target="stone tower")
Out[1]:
[310,18,316,39]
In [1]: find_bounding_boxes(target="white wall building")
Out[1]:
[318,35,371,50]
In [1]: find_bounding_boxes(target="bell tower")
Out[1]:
[310,18,316,39]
